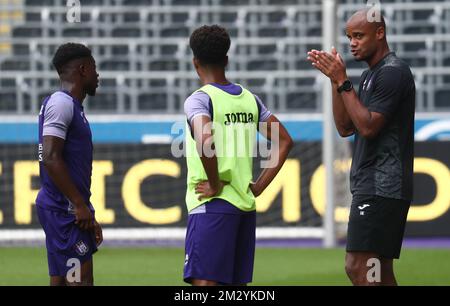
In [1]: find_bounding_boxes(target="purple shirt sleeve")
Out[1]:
[184,91,212,124]
[42,92,74,140]
[254,94,272,122]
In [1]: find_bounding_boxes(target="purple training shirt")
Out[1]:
[36,91,94,214]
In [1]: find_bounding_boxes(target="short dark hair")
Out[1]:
[52,43,92,74]
[189,25,230,67]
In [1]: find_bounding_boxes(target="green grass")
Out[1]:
[1,247,449,285]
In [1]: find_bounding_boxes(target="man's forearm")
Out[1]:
[340,89,376,137]
[332,82,355,136]
[196,136,220,189]
[43,158,86,208]
[199,155,220,189]
[252,140,292,196]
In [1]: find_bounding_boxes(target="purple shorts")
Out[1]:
[36,206,97,277]
[183,199,256,285]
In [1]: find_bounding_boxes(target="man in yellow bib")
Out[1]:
[183,25,293,286]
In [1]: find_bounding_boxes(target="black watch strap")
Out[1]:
[337,80,353,93]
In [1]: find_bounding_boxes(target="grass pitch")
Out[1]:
[1,247,449,285]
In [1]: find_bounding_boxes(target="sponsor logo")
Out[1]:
[358,204,370,215]
[363,77,373,91]
[366,78,373,90]
[358,204,370,210]
[224,112,255,125]
[38,143,43,162]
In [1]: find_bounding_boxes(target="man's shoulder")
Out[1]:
[374,56,414,89]
[46,91,75,110]
[184,90,210,107]
[380,54,413,77]
[360,69,370,78]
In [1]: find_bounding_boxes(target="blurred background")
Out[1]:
[0,0,449,285]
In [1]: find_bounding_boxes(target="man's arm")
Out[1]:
[308,48,390,139]
[331,82,356,137]
[309,48,355,137]
[340,66,405,139]
[338,90,386,139]
[190,115,224,200]
[42,135,94,230]
[251,115,294,197]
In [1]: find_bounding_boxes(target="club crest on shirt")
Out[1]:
[74,240,89,256]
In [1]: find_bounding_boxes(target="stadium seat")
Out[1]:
[88,93,119,111]
[0,0,448,113]
[160,26,190,38]
[62,28,93,38]
[435,89,450,108]
[1,59,30,71]
[112,27,141,37]
[12,26,42,37]
[100,59,130,71]
[138,92,168,110]
[286,91,318,110]
[247,59,278,71]
[149,60,179,71]
[123,0,153,5]
[0,92,17,111]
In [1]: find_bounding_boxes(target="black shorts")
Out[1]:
[346,194,411,259]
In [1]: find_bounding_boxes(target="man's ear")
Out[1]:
[376,26,385,40]
[193,57,200,70]
[78,63,86,77]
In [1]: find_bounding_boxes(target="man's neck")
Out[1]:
[367,45,391,69]
[60,81,85,103]
[200,69,229,86]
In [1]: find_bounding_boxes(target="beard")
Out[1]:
[86,80,98,96]
[87,86,97,96]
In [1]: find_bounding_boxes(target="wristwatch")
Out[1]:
[337,80,353,93]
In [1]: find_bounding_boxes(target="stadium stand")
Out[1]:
[0,0,449,114]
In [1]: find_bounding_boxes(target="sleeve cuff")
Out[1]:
[42,131,66,140]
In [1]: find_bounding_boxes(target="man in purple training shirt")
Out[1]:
[36,43,102,286]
